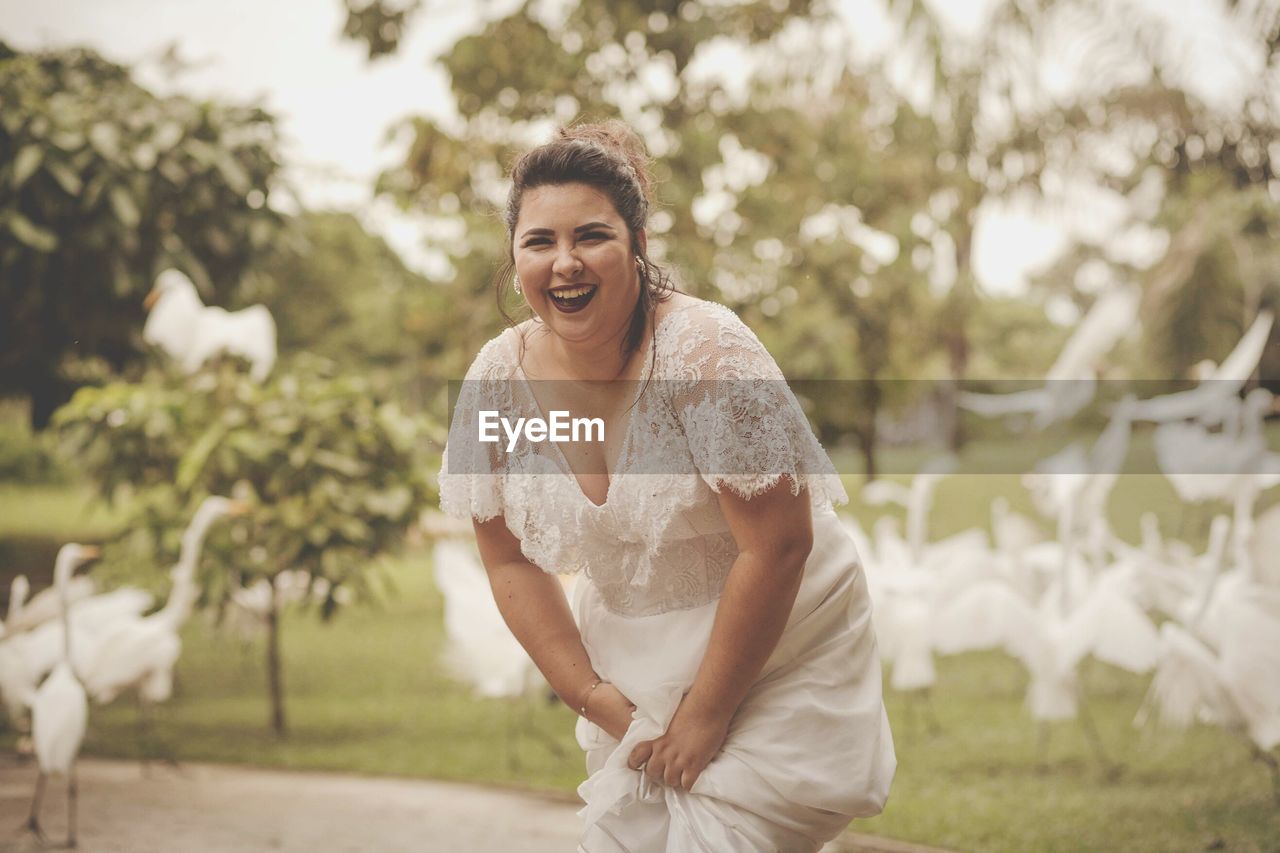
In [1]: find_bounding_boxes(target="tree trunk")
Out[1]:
[266,579,287,736]
[26,369,75,431]
[860,381,881,482]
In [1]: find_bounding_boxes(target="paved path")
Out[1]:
[0,758,947,852]
[0,758,582,852]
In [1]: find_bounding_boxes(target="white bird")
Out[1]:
[959,285,1140,428]
[82,497,246,709]
[26,543,99,848]
[6,584,157,719]
[861,456,956,563]
[5,574,29,626]
[143,268,277,382]
[432,538,570,767]
[1142,618,1280,751]
[1138,613,1280,799]
[1128,310,1275,424]
[1154,387,1280,506]
[992,497,1046,557]
[433,539,539,699]
[223,569,352,641]
[935,569,1160,766]
[4,572,96,635]
[1156,388,1280,586]
[0,575,33,725]
[1248,503,1280,587]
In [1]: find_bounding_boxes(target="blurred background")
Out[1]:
[1,1,1278,850]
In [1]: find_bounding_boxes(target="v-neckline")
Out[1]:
[515,335,653,511]
[511,298,695,510]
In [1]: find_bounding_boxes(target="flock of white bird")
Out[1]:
[3,499,244,845]
[861,309,1280,792]
[0,269,279,846]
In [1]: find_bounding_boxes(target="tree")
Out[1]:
[0,42,285,428]
[53,356,436,735]
[350,0,955,475]
[956,0,1280,381]
[250,211,464,407]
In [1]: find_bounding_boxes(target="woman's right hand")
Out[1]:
[587,682,636,741]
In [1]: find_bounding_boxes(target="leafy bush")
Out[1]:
[52,354,441,733]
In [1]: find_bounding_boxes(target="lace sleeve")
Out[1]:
[437,334,512,522]
[665,303,848,508]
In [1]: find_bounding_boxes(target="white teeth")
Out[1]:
[550,285,596,300]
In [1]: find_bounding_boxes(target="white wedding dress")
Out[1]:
[440,297,895,852]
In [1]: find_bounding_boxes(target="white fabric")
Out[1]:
[439,297,895,851]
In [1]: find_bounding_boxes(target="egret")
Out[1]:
[5,577,158,746]
[861,455,956,563]
[432,538,568,768]
[1139,616,1280,801]
[143,268,277,382]
[26,543,99,848]
[0,575,33,727]
[934,569,1160,770]
[1155,388,1280,586]
[959,285,1140,428]
[4,572,95,635]
[1127,310,1274,425]
[83,497,246,715]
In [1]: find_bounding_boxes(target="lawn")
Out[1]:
[2,458,1278,851]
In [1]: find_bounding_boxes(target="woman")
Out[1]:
[440,120,894,852]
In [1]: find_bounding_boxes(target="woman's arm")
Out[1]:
[472,514,635,740]
[628,478,814,790]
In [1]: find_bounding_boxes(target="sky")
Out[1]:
[0,0,1260,301]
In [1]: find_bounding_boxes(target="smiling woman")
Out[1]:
[439,120,895,852]
[498,122,674,379]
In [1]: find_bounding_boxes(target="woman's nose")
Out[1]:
[552,244,584,278]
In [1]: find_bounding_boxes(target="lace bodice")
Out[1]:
[439,297,848,617]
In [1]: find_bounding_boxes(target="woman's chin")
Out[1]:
[537,304,622,345]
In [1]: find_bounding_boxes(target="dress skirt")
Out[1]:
[572,509,896,852]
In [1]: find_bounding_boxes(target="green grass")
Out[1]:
[0,482,128,541]
[78,553,586,793]
[2,471,1278,851]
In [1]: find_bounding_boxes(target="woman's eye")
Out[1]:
[581,232,608,241]
[522,239,551,248]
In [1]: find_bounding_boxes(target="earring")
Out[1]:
[513,274,521,294]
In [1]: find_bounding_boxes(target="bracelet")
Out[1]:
[578,678,604,718]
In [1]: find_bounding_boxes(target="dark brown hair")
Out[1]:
[497,120,674,359]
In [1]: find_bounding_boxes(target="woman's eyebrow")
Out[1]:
[519,222,616,239]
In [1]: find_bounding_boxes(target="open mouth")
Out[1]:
[548,284,598,313]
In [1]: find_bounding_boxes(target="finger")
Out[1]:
[628,741,653,771]
[645,755,666,784]
[664,762,682,788]
[680,768,697,791]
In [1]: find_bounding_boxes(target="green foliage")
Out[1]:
[341,0,424,59]
[249,211,466,398]
[0,41,286,426]
[0,400,71,483]
[51,356,438,613]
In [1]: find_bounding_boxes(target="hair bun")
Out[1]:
[556,120,653,204]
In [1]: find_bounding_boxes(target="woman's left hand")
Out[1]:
[627,696,731,791]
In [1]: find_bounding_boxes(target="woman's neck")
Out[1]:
[535,320,648,382]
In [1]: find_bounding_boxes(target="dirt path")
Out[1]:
[0,758,945,852]
[0,758,582,852]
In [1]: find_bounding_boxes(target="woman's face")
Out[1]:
[512,182,645,351]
